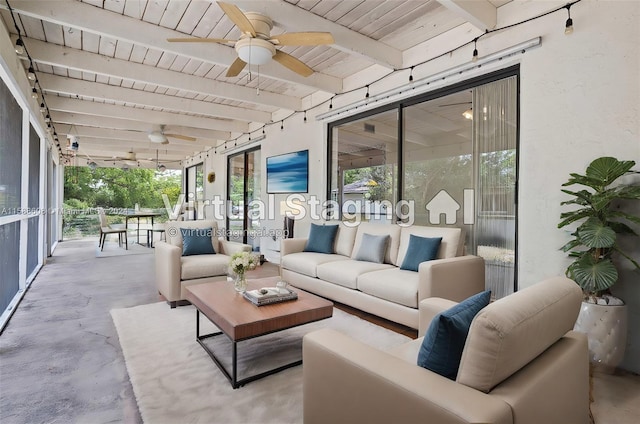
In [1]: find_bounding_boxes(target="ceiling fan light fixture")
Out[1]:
[236,38,275,65]
[148,131,169,144]
[157,164,167,172]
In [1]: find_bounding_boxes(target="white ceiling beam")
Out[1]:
[39,74,271,124]
[21,37,300,111]
[56,124,218,149]
[64,142,199,158]
[437,0,497,30]
[46,97,243,134]
[71,154,183,170]
[50,112,228,141]
[5,0,342,93]
[229,1,403,70]
[77,146,187,161]
[70,139,199,157]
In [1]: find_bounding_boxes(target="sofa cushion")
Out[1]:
[282,252,349,278]
[353,233,389,264]
[351,222,401,265]
[317,259,393,289]
[417,290,491,380]
[333,222,358,257]
[304,223,339,254]
[181,227,216,256]
[397,226,461,266]
[180,254,230,280]
[357,268,420,308]
[166,220,220,253]
[457,277,582,393]
[400,235,442,271]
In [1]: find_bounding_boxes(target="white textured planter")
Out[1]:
[574,299,628,373]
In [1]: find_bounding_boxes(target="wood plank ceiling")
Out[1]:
[0,0,510,169]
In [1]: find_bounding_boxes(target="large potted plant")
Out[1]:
[558,157,640,372]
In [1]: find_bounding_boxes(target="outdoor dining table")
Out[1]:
[124,211,161,246]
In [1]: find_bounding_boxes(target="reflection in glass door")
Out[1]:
[185,163,204,220]
[227,148,260,250]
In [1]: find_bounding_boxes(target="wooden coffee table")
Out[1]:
[185,276,333,389]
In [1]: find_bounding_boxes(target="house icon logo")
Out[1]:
[425,190,460,225]
[425,189,475,225]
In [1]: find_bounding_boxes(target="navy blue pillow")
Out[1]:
[181,227,216,256]
[304,224,339,254]
[400,235,442,271]
[417,290,491,380]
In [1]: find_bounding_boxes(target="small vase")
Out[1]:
[234,273,247,293]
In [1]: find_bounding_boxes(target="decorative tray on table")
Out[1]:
[243,287,298,306]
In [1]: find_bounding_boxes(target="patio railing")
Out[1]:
[62,208,168,240]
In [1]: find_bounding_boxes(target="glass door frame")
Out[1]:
[185,162,204,220]
[226,146,261,245]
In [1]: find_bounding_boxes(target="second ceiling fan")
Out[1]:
[147,125,196,144]
[168,1,334,77]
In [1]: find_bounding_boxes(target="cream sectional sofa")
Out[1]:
[281,221,485,329]
[155,220,251,307]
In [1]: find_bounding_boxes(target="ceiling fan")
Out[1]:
[147,125,196,144]
[167,1,334,77]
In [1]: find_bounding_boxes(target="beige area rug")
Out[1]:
[111,301,410,424]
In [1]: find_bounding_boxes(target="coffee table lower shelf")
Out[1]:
[195,309,303,389]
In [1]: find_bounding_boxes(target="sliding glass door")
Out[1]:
[185,163,204,220]
[328,68,518,297]
[227,148,261,250]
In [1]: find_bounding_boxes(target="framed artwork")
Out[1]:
[266,150,309,193]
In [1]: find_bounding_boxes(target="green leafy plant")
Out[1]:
[558,157,640,300]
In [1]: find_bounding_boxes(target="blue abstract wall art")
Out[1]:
[266,150,309,193]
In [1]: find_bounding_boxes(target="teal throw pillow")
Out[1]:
[354,233,389,264]
[417,290,491,380]
[181,227,216,256]
[304,224,339,254]
[400,235,442,271]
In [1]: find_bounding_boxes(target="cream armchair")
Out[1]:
[155,220,251,308]
[303,277,589,424]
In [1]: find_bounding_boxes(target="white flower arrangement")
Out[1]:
[229,251,260,275]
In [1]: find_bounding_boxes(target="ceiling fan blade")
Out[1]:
[273,51,314,77]
[226,57,247,77]
[271,32,334,46]
[167,37,235,44]
[217,2,256,37]
[165,133,197,142]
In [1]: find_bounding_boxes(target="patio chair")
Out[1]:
[97,207,128,251]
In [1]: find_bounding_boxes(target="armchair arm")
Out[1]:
[418,297,458,337]
[303,329,512,424]
[154,241,182,302]
[418,255,485,304]
[218,239,251,256]
[281,237,307,256]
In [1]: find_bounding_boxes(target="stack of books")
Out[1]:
[243,287,298,306]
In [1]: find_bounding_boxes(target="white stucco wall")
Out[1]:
[204,0,640,372]
[514,0,640,372]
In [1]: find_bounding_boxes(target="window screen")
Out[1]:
[0,222,20,312]
[0,77,23,216]
[28,124,40,208]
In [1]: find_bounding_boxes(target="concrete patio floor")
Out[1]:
[0,237,638,423]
